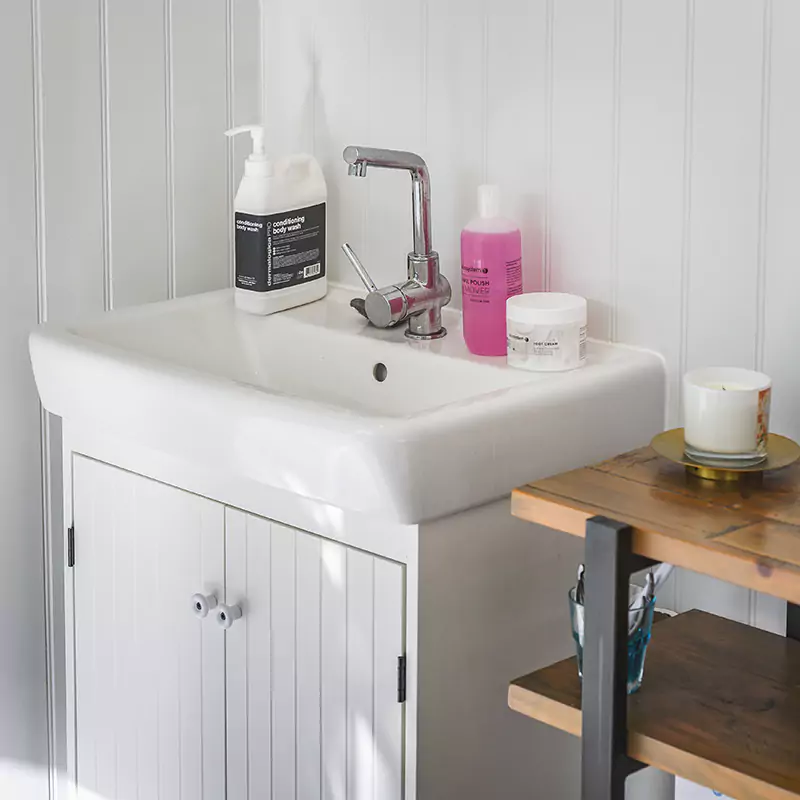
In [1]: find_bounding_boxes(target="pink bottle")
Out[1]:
[461,185,523,356]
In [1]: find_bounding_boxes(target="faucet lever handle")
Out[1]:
[341,243,378,293]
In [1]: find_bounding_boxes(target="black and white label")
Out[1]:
[235,202,326,292]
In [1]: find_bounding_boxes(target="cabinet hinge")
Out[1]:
[397,655,407,704]
[67,525,75,568]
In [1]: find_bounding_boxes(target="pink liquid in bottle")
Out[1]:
[461,186,524,356]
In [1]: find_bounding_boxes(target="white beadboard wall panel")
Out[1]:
[615,0,687,427]
[311,0,370,285]
[753,0,799,636]
[425,2,486,306]
[39,0,107,320]
[0,4,48,798]
[233,0,263,277]
[761,0,800,443]
[106,0,170,308]
[363,0,425,277]
[676,0,767,627]
[5,0,258,796]
[171,0,231,297]
[486,0,547,292]
[548,0,617,339]
[262,4,316,158]
[684,0,765,371]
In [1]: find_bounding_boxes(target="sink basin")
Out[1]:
[30,287,665,522]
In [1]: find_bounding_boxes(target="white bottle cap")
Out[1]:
[478,184,500,219]
[506,292,587,326]
[225,124,272,177]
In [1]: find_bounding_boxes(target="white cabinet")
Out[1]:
[69,456,405,800]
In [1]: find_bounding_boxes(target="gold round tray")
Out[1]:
[650,428,800,482]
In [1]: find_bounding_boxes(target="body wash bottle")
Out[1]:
[460,185,523,356]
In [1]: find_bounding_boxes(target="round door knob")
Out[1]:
[191,593,218,619]
[216,603,243,629]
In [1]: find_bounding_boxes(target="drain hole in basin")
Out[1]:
[373,362,388,383]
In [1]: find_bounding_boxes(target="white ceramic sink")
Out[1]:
[30,287,665,522]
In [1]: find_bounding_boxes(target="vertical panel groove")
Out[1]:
[225,0,235,286]
[675,0,697,613]
[98,0,113,310]
[371,562,377,800]
[609,0,623,342]
[421,0,428,151]
[678,0,696,397]
[318,540,323,800]
[344,552,349,800]
[755,0,773,373]
[543,0,555,292]
[164,0,176,299]
[294,531,299,800]
[481,10,489,183]
[363,7,372,268]
[222,509,228,797]
[199,512,205,800]
[245,517,251,798]
[269,528,274,800]
[31,0,46,324]
[751,0,774,629]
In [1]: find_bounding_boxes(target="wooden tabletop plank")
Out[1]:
[511,446,800,604]
[509,610,800,800]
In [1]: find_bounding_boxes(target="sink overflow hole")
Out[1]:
[373,363,388,383]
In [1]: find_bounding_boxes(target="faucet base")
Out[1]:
[405,326,447,341]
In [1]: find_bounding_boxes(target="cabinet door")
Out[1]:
[71,455,226,800]
[226,510,406,800]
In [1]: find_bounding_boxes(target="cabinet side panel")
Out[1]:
[346,549,375,800]
[321,540,348,800]
[296,533,323,800]
[373,560,404,800]
[271,523,298,798]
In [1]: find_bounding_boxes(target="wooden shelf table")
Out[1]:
[508,445,800,800]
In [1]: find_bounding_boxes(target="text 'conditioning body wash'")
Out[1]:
[226,125,327,315]
[460,185,523,356]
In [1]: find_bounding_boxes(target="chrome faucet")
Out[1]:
[341,146,451,340]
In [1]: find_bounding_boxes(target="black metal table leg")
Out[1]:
[788,602,799,641]
[582,516,645,800]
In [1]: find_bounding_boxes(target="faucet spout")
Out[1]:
[343,146,432,257]
[347,162,367,178]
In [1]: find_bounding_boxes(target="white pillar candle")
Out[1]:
[683,367,771,459]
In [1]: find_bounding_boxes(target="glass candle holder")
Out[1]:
[683,367,771,466]
[568,584,656,694]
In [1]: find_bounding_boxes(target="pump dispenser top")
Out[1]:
[225,125,271,177]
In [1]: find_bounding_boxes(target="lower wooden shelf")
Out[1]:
[509,610,800,800]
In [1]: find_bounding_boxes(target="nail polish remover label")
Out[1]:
[235,202,326,292]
